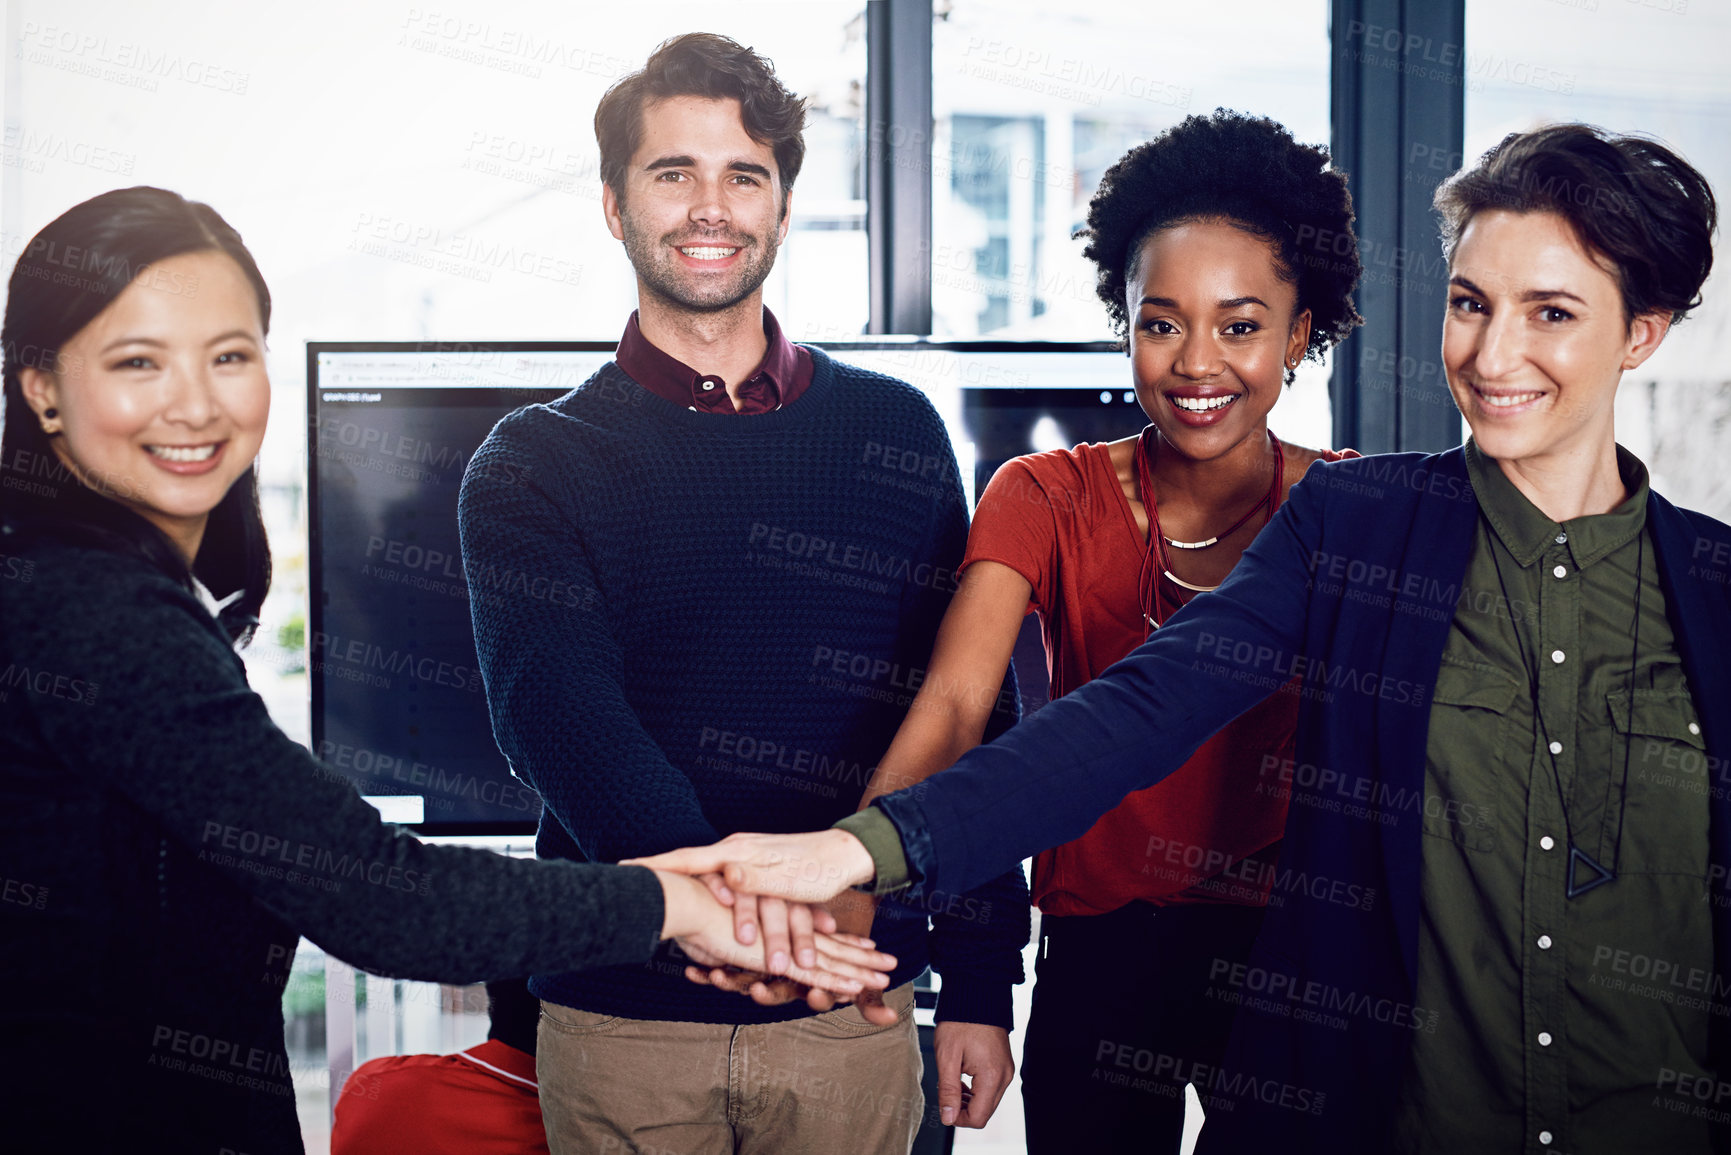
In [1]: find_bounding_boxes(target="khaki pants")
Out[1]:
[537,983,923,1155]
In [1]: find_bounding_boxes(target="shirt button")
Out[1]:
[1538,934,1553,949]
[1555,533,1567,543]
[1552,565,1567,578]
[1538,1031,1553,1046]
[1540,836,1556,851]
[1549,741,1563,755]
[1540,1130,1554,1145]
[1551,650,1566,664]
[700,381,716,391]
[1691,722,1702,735]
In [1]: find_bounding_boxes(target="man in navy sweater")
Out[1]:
[459,33,1027,1155]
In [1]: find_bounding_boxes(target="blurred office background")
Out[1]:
[3,1,1726,1150]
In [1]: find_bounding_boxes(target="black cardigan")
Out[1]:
[0,523,665,1152]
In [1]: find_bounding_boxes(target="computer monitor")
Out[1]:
[307,339,1134,834]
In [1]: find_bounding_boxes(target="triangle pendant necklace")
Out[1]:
[1566,846,1615,898]
[1487,523,1643,902]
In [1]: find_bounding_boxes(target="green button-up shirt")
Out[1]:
[1394,441,1713,1154]
[839,442,1718,1150]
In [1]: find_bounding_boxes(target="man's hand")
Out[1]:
[628,829,875,904]
[652,870,894,998]
[678,890,900,1024]
[825,890,898,1025]
[933,1021,1014,1128]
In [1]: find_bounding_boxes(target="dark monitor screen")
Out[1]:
[307,340,1136,834]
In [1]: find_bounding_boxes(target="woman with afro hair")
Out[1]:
[845,110,1363,1149]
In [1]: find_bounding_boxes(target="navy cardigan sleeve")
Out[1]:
[876,457,1327,899]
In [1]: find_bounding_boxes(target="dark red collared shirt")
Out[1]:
[615,308,814,415]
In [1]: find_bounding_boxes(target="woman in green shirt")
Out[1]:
[641,123,1729,1151]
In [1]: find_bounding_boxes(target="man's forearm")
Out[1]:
[926,864,1030,1032]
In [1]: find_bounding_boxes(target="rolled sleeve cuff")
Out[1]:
[834,809,910,895]
[933,975,1015,1032]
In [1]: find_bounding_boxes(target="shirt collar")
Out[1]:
[190,575,244,619]
[457,1038,538,1089]
[1466,438,1649,569]
[615,308,801,414]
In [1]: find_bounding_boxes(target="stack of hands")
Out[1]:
[635,830,1012,1128]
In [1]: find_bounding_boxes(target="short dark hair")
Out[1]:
[484,978,540,1055]
[595,33,807,210]
[1433,123,1717,325]
[1079,109,1364,376]
[0,186,273,643]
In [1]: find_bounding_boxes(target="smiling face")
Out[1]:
[1444,209,1668,470]
[18,249,270,560]
[1127,218,1310,463]
[603,95,789,315]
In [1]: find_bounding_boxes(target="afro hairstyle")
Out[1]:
[1080,109,1364,378]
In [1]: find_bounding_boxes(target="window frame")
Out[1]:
[862,0,1468,451]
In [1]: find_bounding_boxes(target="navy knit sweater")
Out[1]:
[459,347,1029,1028]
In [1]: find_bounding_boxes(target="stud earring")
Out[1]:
[41,407,61,435]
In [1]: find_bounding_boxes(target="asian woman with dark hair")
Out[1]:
[642,123,1729,1152]
[0,187,892,1152]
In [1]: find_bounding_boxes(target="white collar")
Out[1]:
[191,576,245,620]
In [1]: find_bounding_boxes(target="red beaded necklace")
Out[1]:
[1135,424,1284,634]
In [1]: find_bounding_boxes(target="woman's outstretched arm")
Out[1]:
[3,540,891,995]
